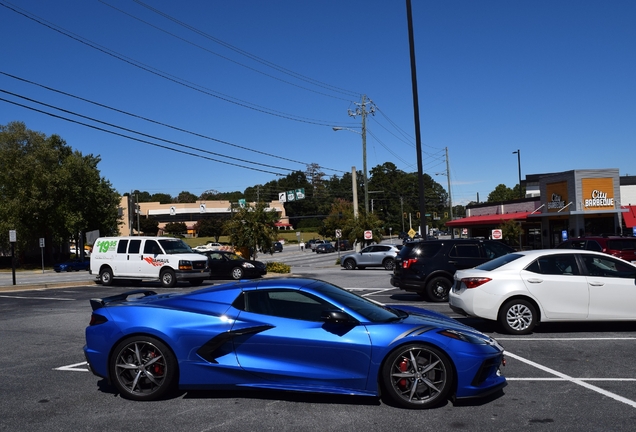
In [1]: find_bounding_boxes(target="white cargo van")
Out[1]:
[90,236,210,288]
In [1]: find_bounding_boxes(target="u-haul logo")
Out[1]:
[143,257,167,267]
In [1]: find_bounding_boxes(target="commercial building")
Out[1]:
[118,197,289,237]
[446,169,636,249]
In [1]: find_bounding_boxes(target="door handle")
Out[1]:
[526,278,543,283]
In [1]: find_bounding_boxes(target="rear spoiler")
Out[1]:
[90,290,158,311]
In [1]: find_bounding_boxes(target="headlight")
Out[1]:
[242,262,255,268]
[179,260,193,270]
[438,329,488,344]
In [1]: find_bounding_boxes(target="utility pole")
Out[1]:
[347,95,375,214]
[445,147,454,239]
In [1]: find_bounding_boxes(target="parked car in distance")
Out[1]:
[262,241,283,254]
[450,249,636,334]
[315,242,336,254]
[556,236,636,264]
[54,258,90,272]
[335,239,352,251]
[85,278,506,407]
[391,239,515,302]
[203,250,267,280]
[310,239,325,252]
[341,244,400,270]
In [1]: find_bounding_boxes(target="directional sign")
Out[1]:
[295,188,305,199]
[279,192,287,202]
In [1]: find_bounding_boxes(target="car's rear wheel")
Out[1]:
[425,276,451,302]
[382,343,453,409]
[499,299,537,335]
[343,259,356,270]
[231,267,244,280]
[383,258,395,270]
[160,269,176,288]
[110,336,177,401]
[99,267,113,286]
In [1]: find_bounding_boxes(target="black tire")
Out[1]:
[100,267,114,286]
[109,335,177,401]
[343,259,356,270]
[160,269,176,288]
[499,299,537,335]
[383,258,395,271]
[425,276,452,302]
[231,267,244,280]
[189,279,204,287]
[382,343,453,409]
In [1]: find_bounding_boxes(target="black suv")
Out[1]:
[390,239,515,302]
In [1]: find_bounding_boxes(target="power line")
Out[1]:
[0,70,346,174]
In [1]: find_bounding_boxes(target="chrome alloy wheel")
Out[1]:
[505,303,534,332]
[385,345,450,408]
[114,341,168,398]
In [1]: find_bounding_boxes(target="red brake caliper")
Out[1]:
[150,351,163,376]
[399,358,409,388]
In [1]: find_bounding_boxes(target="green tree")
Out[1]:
[150,193,173,204]
[487,184,517,202]
[0,121,120,264]
[164,222,187,236]
[176,191,198,203]
[224,201,278,259]
[499,219,523,248]
[195,217,227,240]
[139,218,159,236]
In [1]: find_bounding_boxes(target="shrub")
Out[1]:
[266,262,291,274]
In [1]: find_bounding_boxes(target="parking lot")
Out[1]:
[1,246,636,431]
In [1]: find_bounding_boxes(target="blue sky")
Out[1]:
[1,0,634,205]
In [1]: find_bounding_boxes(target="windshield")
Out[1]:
[158,239,193,254]
[475,253,523,271]
[309,280,402,323]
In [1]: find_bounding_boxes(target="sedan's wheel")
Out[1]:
[160,269,176,288]
[231,267,244,280]
[110,336,177,401]
[383,258,395,271]
[425,276,451,302]
[499,299,537,335]
[382,344,453,409]
[344,259,356,270]
[100,267,113,286]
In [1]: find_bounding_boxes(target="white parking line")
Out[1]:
[505,351,636,408]
[54,361,89,372]
[0,295,75,301]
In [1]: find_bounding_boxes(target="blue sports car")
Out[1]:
[84,278,506,409]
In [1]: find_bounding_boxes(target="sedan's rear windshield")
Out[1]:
[475,253,523,271]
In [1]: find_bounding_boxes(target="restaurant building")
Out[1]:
[446,169,636,249]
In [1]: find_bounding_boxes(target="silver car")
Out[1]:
[340,244,399,270]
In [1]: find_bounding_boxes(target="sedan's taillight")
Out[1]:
[402,258,418,269]
[461,277,492,288]
[89,313,108,326]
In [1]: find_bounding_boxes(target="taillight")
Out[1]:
[461,277,492,289]
[402,258,418,269]
[89,313,108,326]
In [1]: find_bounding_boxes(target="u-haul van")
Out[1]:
[90,236,210,287]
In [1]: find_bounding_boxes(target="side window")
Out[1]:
[581,255,636,278]
[243,290,334,321]
[483,242,512,259]
[536,254,579,275]
[117,240,128,253]
[586,241,603,252]
[449,244,480,258]
[128,239,141,254]
[143,240,161,255]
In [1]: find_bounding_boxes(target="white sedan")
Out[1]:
[449,249,636,334]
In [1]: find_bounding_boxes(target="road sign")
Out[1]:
[9,230,16,242]
[335,229,342,238]
[279,192,287,202]
[364,230,373,240]
[492,229,503,240]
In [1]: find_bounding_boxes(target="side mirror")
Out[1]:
[320,310,358,324]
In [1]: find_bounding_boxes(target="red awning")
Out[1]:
[446,212,531,227]
[274,222,293,227]
[622,206,636,228]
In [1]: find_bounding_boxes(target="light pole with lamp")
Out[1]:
[513,149,522,199]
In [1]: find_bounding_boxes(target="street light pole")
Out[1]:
[513,149,522,199]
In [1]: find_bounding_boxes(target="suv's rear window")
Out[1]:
[607,239,636,251]
[399,243,443,259]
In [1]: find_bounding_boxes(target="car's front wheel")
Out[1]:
[110,336,177,401]
[382,343,453,409]
[343,259,356,270]
[425,276,451,302]
[160,269,176,288]
[231,267,244,280]
[499,299,537,335]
